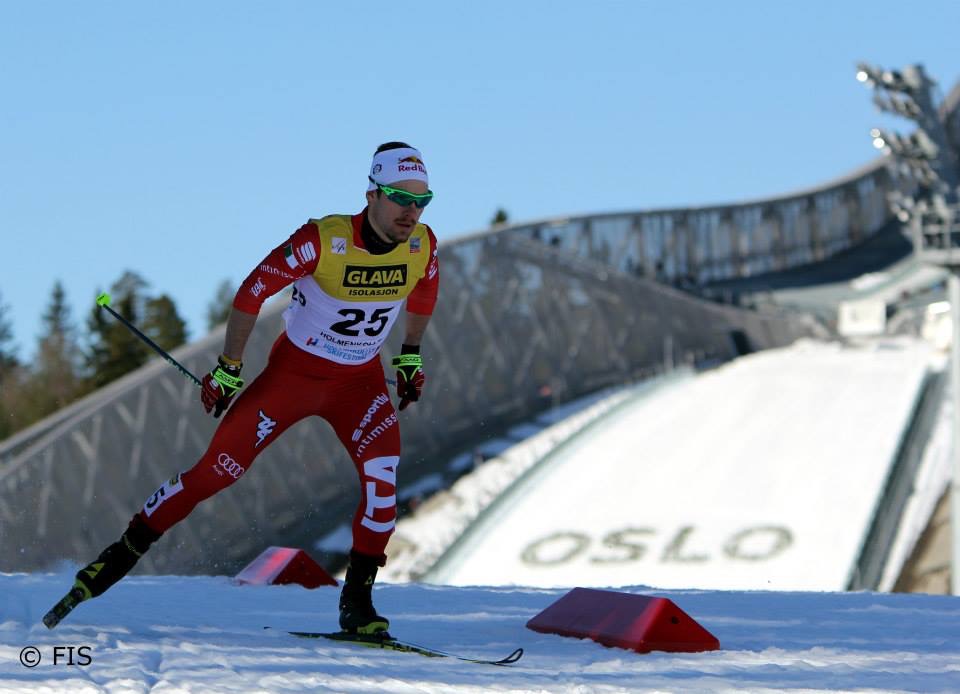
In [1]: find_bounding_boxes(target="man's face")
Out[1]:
[365,179,428,244]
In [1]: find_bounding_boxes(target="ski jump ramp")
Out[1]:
[418,337,941,592]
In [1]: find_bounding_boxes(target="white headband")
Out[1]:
[367,146,429,191]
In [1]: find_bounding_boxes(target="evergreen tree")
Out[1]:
[0,290,18,383]
[1,277,189,440]
[112,271,150,314]
[491,208,509,226]
[85,272,151,388]
[29,281,85,417]
[0,291,21,440]
[206,279,235,331]
[0,367,26,441]
[143,294,188,352]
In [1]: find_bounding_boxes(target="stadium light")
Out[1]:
[881,69,905,90]
[869,129,912,157]
[857,61,958,193]
[901,65,928,91]
[911,130,940,160]
[871,93,892,113]
[891,95,921,119]
[872,92,922,119]
[855,62,883,86]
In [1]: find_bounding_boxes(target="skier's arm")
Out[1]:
[221,308,259,363]
[402,311,432,346]
[226,221,322,361]
[390,228,439,410]
[200,222,322,417]
[403,226,440,330]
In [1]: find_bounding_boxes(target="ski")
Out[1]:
[267,628,523,666]
[42,585,88,629]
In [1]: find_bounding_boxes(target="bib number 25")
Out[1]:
[330,307,394,337]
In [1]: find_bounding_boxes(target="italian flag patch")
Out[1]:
[284,244,299,269]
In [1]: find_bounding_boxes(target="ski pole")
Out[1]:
[95,292,203,388]
[96,293,399,389]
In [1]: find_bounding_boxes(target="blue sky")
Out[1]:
[2,1,959,360]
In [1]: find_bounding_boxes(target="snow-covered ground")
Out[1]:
[2,570,959,693]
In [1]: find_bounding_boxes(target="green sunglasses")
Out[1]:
[368,177,434,208]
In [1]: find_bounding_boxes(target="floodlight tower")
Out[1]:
[858,62,960,594]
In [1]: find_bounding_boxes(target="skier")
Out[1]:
[46,142,440,634]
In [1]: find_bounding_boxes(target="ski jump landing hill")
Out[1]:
[3,90,958,582]
[383,335,947,594]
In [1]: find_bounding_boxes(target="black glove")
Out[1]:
[200,355,244,418]
[391,344,425,411]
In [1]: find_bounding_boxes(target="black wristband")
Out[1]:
[217,355,243,374]
[400,344,421,355]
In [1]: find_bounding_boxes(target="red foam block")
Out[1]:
[234,546,338,589]
[526,587,720,653]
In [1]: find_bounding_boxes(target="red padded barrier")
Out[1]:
[526,587,720,653]
[234,546,338,589]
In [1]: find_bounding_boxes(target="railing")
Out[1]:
[848,369,948,590]
[487,159,893,286]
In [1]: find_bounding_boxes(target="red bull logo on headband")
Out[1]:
[397,155,426,175]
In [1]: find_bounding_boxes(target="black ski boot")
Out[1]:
[338,551,389,635]
[74,513,162,600]
[43,514,162,628]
